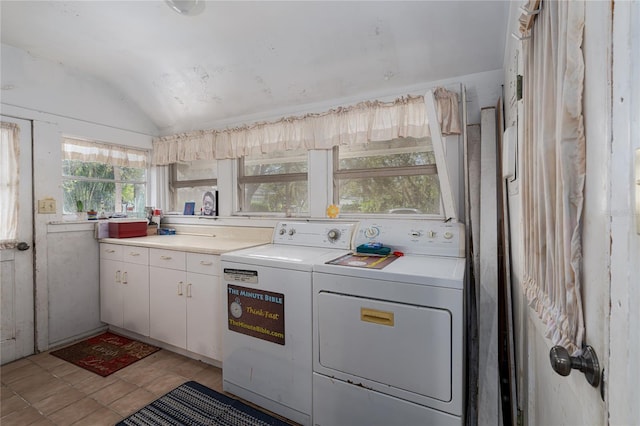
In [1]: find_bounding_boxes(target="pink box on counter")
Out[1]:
[108,219,148,238]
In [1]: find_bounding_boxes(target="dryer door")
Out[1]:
[316,290,452,402]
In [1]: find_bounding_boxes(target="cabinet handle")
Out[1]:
[187,283,192,298]
[160,255,172,260]
[122,271,128,284]
[178,281,183,295]
[115,270,121,283]
[199,261,213,266]
[106,249,116,253]
[128,252,140,257]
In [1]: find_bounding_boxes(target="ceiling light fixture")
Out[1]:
[165,0,204,16]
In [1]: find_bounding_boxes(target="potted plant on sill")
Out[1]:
[76,200,86,221]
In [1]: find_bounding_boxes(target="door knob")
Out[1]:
[549,345,600,387]
[16,242,30,251]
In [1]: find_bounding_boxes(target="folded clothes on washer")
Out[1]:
[356,243,391,256]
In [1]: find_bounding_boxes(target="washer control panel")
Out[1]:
[273,222,356,249]
[355,219,465,258]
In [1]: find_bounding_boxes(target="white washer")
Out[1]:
[221,221,356,426]
[312,219,466,426]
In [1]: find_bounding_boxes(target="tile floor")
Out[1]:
[0,347,267,425]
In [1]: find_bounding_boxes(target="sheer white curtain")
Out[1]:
[152,89,460,165]
[522,0,586,354]
[0,122,20,249]
[62,137,148,168]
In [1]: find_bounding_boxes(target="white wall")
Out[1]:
[608,1,640,424]
[502,1,639,424]
[1,43,157,351]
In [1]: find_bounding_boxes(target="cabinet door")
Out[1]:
[186,272,219,360]
[149,267,186,348]
[122,262,150,336]
[99,258,123,327]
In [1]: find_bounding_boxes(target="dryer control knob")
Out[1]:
[364,226,380,238]
[279,228,286,235]
[288,228,296,236]
[444,231,454,239]
[327,229,341,241]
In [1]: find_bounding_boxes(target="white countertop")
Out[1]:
[99,234,269,255]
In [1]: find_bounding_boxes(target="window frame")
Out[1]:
[61,139,149,216]
[169,162,218,213]
[331,143,442,217]
[236,153,309,216]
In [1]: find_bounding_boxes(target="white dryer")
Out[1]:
[312,219,466,426]
[220,221,356,426]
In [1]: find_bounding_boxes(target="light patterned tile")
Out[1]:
[19,378,71,405]
[69,406,122,426]
[48,361,86,379]
[27,352,66,370]
[144,373,188,396]
[1,361,47,385]
[60,367,96,385]
[114,364,164,387]
[109,387,156,416]
[0,358,32,373]
[7,370,57,395]
[191,366,223,391]
[90,379,137,405]
[169,358,207,378]
[1,384,16,401]
[73,374,118,395]
[32,386,85,415]
[1,394,28,417]
[47,397,102,426]
[29,417,55,426]
[0,406,48,426]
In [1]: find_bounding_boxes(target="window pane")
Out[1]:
[62,180,146,216]
[119,166,147,181]
[63,160,115,179]
[242,181,308,214]
[176,160,217,181]
[339,137,435,170]
[175,186,217,215]
[243,150,308,176]
[337,175,441,215]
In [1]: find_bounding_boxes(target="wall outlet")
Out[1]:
[38,198,56,214]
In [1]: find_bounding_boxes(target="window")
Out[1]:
[62,138,148,217]
[334,137,441,215]
[238,149,308,215]
[170,160,217,214]
[1,122,19,247]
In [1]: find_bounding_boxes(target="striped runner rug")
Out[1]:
[117,381,292,426]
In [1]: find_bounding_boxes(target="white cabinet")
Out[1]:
[99,243,149,336]
[149,248,221,360]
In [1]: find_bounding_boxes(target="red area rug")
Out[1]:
[50,332,160,377]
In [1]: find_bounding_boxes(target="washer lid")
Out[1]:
[222,244,352,270]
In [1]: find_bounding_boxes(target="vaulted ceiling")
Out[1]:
[1,1,509,134]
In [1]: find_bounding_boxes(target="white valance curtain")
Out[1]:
[522,0,586,354]
[62,137,148,168]
[152,88,460,165]
[0,122,20,249]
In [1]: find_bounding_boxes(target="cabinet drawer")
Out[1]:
[150,248,186,270]
[122,246,149,265]
[187,253,220,276]
[100,243,122,261]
